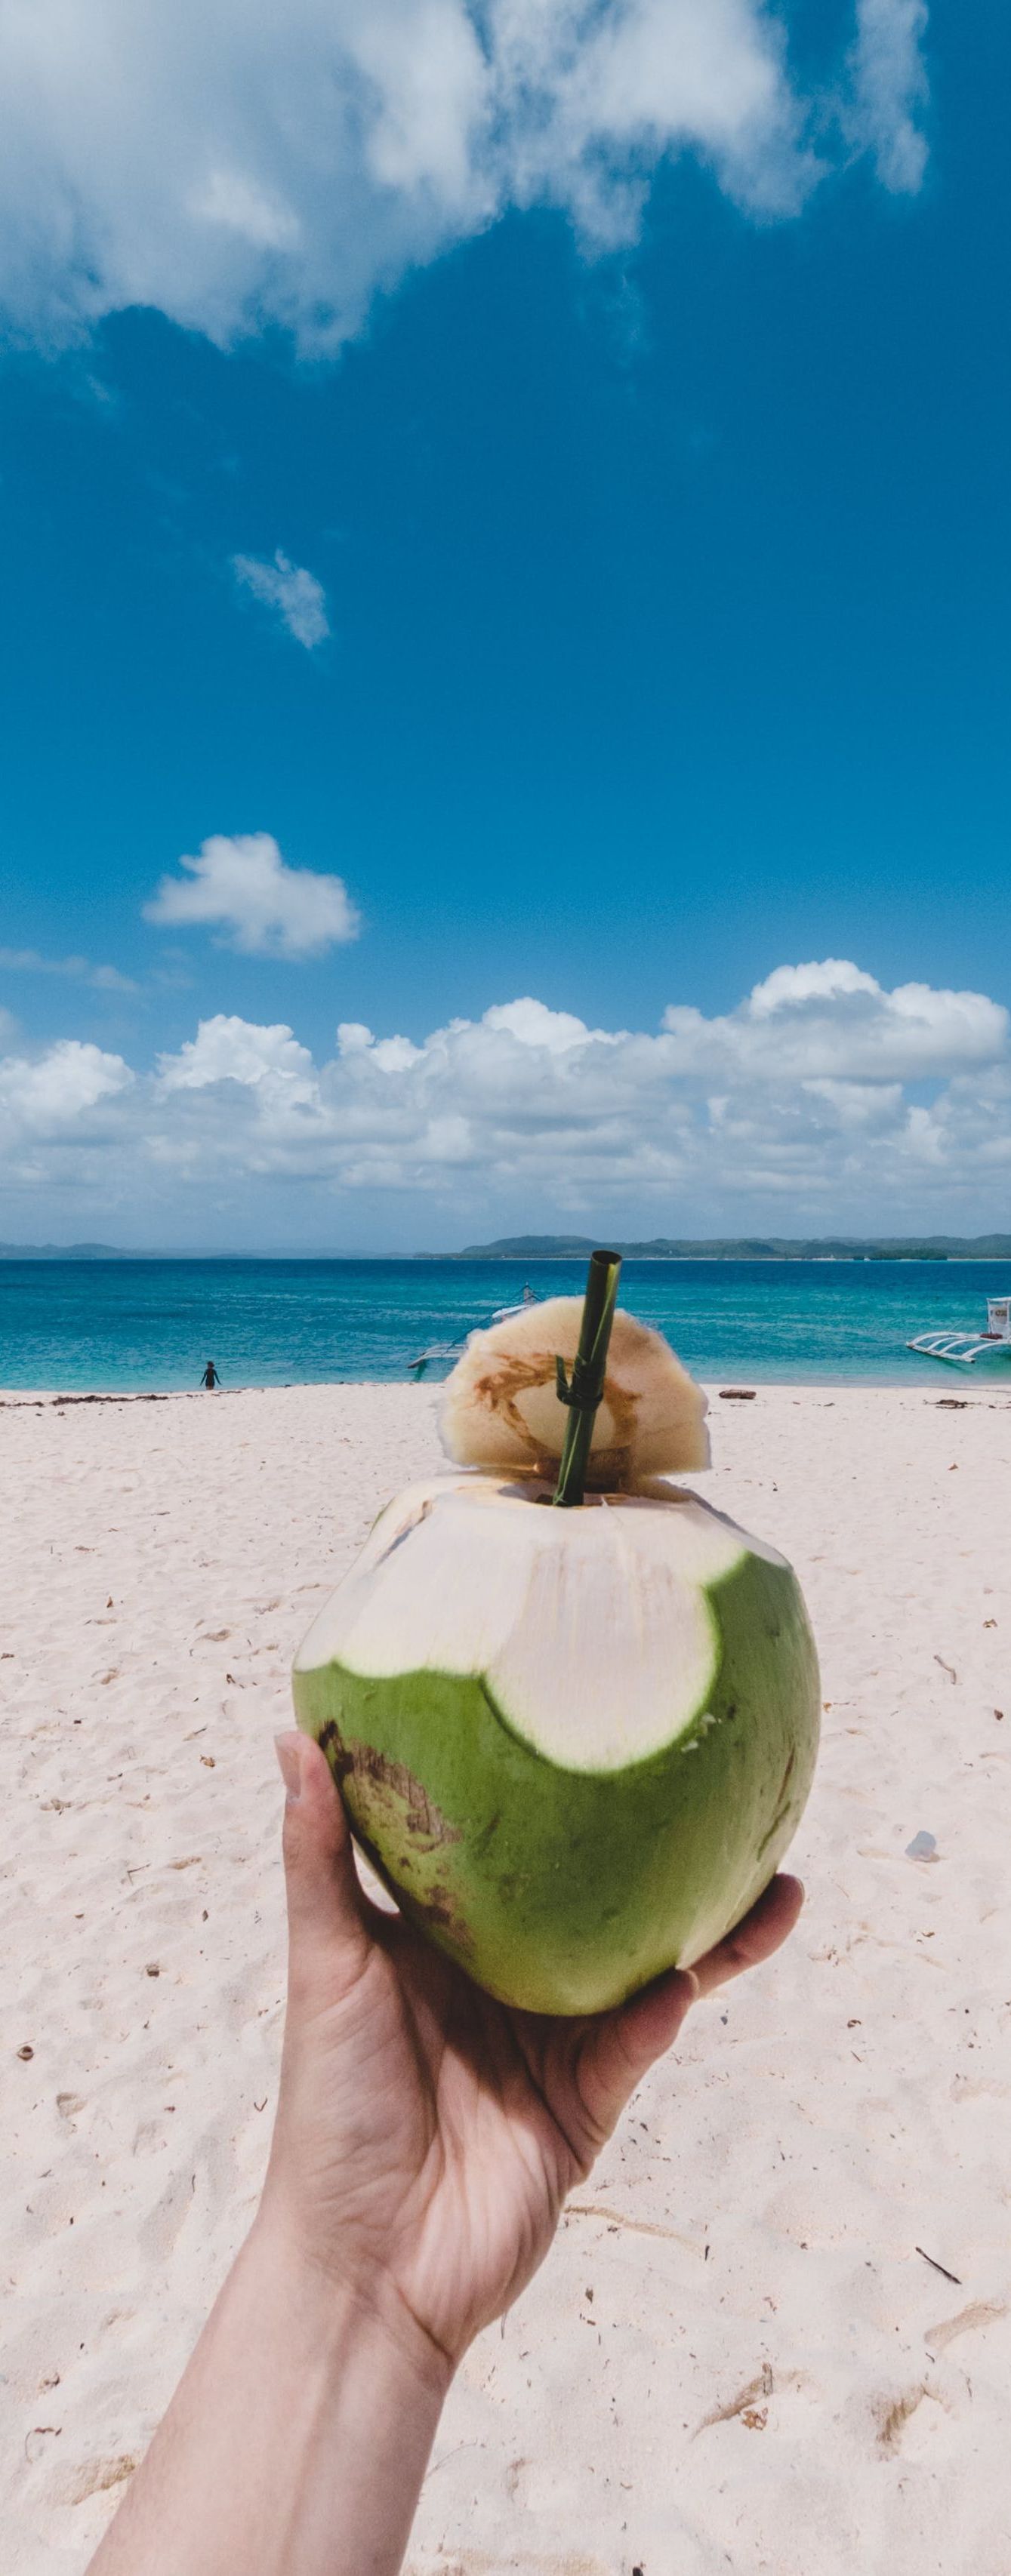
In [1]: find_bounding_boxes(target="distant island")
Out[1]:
[0,1241,125,1260]
[441,1234,1011,1262]
[3,1234,1009,1264]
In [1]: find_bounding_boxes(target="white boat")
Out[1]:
[408,1285,541,1377]
[908,1295,1011,1368]
[491,1282,540,1324]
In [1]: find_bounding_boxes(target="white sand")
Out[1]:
[2,1380,1009,2574]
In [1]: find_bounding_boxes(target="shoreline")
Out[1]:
[3,1373,1010,1404]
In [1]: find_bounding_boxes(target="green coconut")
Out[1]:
[292,1297,819,2015]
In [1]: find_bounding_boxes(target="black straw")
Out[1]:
[552,1249,623,1508]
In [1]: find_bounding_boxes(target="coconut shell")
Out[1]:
[293,1470,818,2009]
[439,1297,709,1487]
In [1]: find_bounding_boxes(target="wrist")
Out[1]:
[245,2207,455,2411]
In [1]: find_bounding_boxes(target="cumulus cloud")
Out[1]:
[143,833,361,959]
[0,1038,132,1140]
[482,998,617,1053]
[0,2,925,355]
[232,551,330,650]
[661,959,1003,1081]
[1,962,1007,1235]
[157,1015,316,1091]
[849,0,929,193]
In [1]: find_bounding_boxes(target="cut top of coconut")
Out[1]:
[294,1474,789,1772]
[439,1297,709,1488]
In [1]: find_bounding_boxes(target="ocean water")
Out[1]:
[1,1257,1009,1392]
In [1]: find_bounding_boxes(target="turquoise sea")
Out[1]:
[1,1257,1009,1392]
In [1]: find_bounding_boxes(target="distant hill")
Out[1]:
[442,1234,1011,1262]
[0,1242,124,1259]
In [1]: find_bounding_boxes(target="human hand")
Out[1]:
[260,1733,802,2383]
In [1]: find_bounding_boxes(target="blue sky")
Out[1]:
[1,0,1009,1250]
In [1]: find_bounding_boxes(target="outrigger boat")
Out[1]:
[908,1294,1011,1368]
[491,1282,539,1325]
[408,1283,539,1377]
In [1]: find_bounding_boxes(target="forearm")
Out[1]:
[87,2218,450,2576]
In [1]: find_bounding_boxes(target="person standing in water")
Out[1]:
[200,1360,220,1390]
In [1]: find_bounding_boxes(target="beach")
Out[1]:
[3,1379,1009,2575]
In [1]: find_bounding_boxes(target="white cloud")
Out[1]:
[143,833,361,959]
[662,960,1004,1082]
[337,1022,424,1071]
[849,0,929,194]
[747,958,879,1014]
[232,550,330,649]
[157,1014,316,1091]
[482,998,615,1053]
[2,961,1007,1236]
[0,3,925,356]
[0,946,138,993]
[0,1039,132,1139]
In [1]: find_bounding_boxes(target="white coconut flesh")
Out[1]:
[294,1475,789,1774]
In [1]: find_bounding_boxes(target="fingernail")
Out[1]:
[274,1732,304,1804]
[681,1968,700,2001]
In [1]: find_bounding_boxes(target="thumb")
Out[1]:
[275,1731,372,1998]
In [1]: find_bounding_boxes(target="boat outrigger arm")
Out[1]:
[408,1286,542,1376]
[907,1331,1008,1367]
[908,1298,1011,1368]
[407,1337,467,1377]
